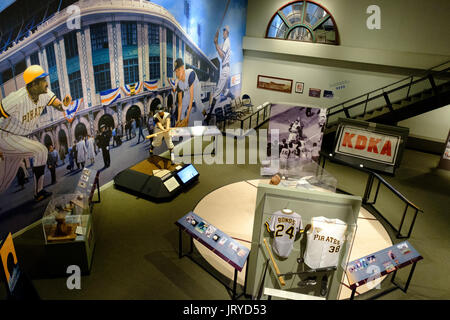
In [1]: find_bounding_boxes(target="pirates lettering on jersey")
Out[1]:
[22,106,45,123]
[312,234,341,246]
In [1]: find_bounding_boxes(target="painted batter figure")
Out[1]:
[206,25,233,124]
[174,58,206,127]
[0,65,71,201]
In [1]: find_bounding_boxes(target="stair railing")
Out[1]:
[325,60,450,128]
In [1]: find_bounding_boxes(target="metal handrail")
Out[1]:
[319,151,423,239]
[326,60,450,118]
[320,152,422,212]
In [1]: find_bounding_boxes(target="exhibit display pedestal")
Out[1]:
[114,155,199,201]
[176,212,250,300]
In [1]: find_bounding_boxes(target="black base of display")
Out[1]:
[113,155,198,202]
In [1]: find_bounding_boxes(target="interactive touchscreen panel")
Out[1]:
[176,164,199,184]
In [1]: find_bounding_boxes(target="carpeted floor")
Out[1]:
[1,135,449,300]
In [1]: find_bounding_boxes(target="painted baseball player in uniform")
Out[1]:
[0,65,71,201]
[205,25,233,124]
[303,216,347,269]
[265,209,303,258]
[174,58,206,127]
[149,104,175,162]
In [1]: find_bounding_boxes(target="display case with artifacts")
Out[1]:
[247,183,360,300]
[40,193,95,275]
[42,193,89,244]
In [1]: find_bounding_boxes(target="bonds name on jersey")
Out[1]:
[265,211,303,258]
[303,216,347,269]
[0,87,56,136]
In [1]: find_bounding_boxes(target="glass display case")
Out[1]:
[247,183,360,300]
[42,193,89,245]
[40,193,95,275]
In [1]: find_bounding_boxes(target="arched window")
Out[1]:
[266,1,339,45]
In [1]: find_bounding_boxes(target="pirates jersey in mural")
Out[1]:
[0,87,55,136]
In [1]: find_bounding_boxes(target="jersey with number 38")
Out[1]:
[265,211,303,258]
[304,216,347,269]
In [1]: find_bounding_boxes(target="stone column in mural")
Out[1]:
[88,112,95,136]
[137,23,147,83]
[77,27,95,108]
[161,26,166,88]
[55,37,70,123]
[117,103,123,127]
[108,21,124,90]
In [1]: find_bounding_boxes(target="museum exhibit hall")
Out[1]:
[0,0,449,303]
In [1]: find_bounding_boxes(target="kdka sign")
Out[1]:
[336,127,400,165]
[333,119,409,175]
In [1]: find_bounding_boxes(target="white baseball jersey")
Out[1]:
[212,37,231,100]
[152,112,174,149]
[0,87,56,136]
[221,37,231,67]
[176,69,205,126]
[265,210,303,258]
[0,87,56,193]
[280,147,290,160]
[303,216,347,269]
[154,112,171,130]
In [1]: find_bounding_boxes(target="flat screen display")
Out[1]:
[176,164,199,184]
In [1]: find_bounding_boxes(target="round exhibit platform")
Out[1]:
[193,179,393,300]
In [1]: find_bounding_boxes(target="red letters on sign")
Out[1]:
[380,140,392,156]
[367,138,382,153]
[355,135,367,150]
[342,133,355,148]
[341,132,393,157]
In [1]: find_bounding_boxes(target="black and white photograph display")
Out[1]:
[268,104,327,164]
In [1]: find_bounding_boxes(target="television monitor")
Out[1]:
[176,164,199,184]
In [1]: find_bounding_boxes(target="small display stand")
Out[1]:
[175,211,250,300]
[114,155,199,201]
[74,168,101,211]
[41,193,95,276]
[346,241,423,300]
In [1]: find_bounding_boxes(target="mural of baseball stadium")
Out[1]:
[0,0,247,236]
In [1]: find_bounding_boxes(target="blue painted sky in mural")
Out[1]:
[150,0,247,67]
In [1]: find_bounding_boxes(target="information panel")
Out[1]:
[346,241,423,289]
[176,211,250,271]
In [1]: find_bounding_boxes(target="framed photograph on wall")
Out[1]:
[295,82,304,94]
[257,75,293,94]
[309,88,321,98]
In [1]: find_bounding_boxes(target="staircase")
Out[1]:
[324,61,450,135]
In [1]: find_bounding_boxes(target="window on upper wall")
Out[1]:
[166,29,174,78]
[64,31,79,59]
[121,22,137,46]
[45,44,57,68]
[68,71,83,100]
[266,1,339,45]
[94,63,111,93]
[123,58,139,85]
[30,52,40,65]
[90,23,109,50]
[51,80,61,100]
[149,56,160,80]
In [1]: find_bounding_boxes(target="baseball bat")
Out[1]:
[146,128,172,139]
[263,238,285,286]
[219,0,231,30]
